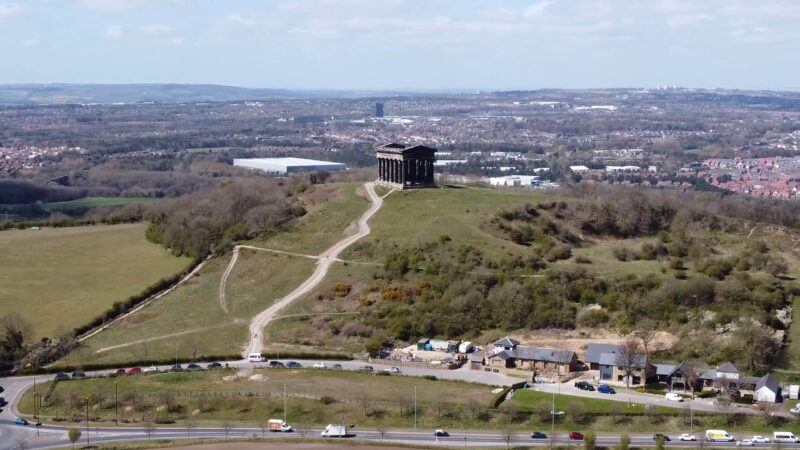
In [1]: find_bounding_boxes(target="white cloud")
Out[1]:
[106,25,123,39]
[0,3,20,19]
[140,24,173,35]
[523,1,551,18]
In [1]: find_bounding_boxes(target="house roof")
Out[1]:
[492,350,515,360]
[599,352,648,369]
[655,364,678,377]
[469,351,485,363]
[586,343,621,364]
[380,143,406,149]
[377,143,437,155]
[516,346,575,363]
[717,362,740,374]
[700,369,717,380]
[494,337,520,348]
[756,373,780,392]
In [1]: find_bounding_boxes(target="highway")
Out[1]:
[0,359,786,449]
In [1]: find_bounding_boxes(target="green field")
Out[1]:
[250,182,368,255]
[41,197,162,211]
[347,186,550,261]
[0,224,192,339]
[70,249,316,366]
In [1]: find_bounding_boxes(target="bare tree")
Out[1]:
[634,318,657,367]
[68,428,81,449]
[143,420,156,442]
[185,416,194,439]
[501,422,514,449]
[465,398,482,421]
[614,337,644,388]
[377,425,388,441]
[222,420,233,440]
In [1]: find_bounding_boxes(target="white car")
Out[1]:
[312,362,326,369]
[751,436,771,443]
[383,367,401,374]
[791,404,800,415]
[665,392,683,402]
[738,440,754,447]
[679,434,697,441]
[143,366,159,373]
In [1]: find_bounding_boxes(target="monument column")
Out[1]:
[428,160,434,183]
[393,159,399,183]
[379,159,384,181]
[401,159,407,185]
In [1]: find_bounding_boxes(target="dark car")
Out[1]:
[653,433,671,442]
[269,361,285,368]
[0,386,4,393]
[170,363,182,371]
[0,397,7,407]
[207,362,222,369]
[574,381,594,391]
[597,384,616,394]
[332,363,343,370]
[112,368,127,377]
[531,432,547,439]
[359,365,374,372]
[71,371,86,379]
[54,372,70,381]
[569,432,584,440]
[434,429,449,437]
[186,363,202,371]
[286,361,302,368]
[127,367,142,375]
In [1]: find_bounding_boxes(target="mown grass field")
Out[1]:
[251,182,368,256]
[0,224,192,339]
[70,250,316,366]
[20,370,798,433]
[41,197,162,212]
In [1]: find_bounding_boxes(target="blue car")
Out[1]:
[597,384,616,394]
[170,363,182,371]
[207,362,222,369]
[286,361,302,368]
[14,417,29,425]
[186,363,202,371]
[54,372,69,381]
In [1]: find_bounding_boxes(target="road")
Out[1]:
[0,360,792,449]
[246,182,384,356]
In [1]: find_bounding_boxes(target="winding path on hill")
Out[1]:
[244,182,384,356]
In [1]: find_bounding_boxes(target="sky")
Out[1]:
[1,0,799,91]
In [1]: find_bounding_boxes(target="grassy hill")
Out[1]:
[0,224,192,339]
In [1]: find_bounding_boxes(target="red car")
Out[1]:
[127,367,142,375]
[569,432,584,440]
[112,369,126,376]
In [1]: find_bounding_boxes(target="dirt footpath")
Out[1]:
[159,444,411,450]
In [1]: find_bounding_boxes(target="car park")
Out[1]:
[574,381,594,391]
[207,362,222,369]
[653,433,671,441]
[569,432,584,440]
[531,431,547,439]
[313,362,326,369]
[597,384,615,394]
[751,436,770,443]
[127,367,142,375]
[54,372,70,381]
[143,366,159,373]
[332,363,343,370]
[665,392,683,402]
[679,433,697,441]
[286,361,302,368]
[186,363,202,370]
[269,361,285,368]
[359,365,374,372]
[434,429,449,437]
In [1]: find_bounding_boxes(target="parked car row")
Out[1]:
[572,381,616,394]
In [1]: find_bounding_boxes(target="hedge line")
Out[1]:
[21,354,242,375]
[72,256,204,338]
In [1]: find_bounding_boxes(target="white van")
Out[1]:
[248,353,264,362]
[321,424,348,438]
[773,432,800,443]
[705,430,734,442]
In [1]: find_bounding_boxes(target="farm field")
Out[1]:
[41,197,162,212]
[71,249,316,366]
[0,224,192,339]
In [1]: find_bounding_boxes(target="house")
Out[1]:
[469,351,485,370]
[654,362,703,392]
[485,337,579,375]
[598,351,655,386]
[755,373,780,403]
[585,343,621,370]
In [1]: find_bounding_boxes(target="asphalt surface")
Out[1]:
[0,360,796,449]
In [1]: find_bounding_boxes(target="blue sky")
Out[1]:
[1,0,799,91]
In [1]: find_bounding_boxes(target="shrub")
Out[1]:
[319,396,336,405]
[577,309,610,327]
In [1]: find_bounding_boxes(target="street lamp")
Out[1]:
[86,397,90,446]
[414,386,417,430]
[115,381,119,426]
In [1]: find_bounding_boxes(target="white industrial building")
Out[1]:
[233,158,346,174]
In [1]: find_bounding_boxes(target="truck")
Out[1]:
[267,419,293,432]
[321,424,348,438]
[705,430,734,442]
